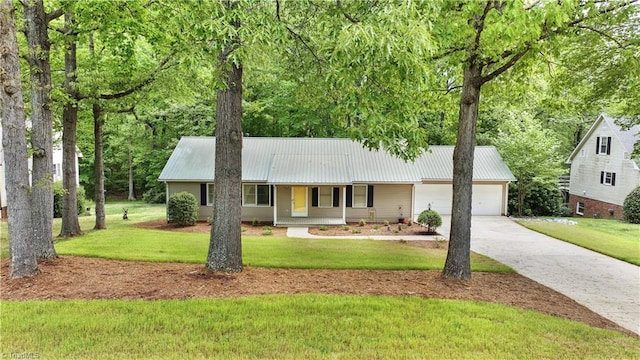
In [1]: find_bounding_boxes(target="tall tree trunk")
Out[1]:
[0,0,39,278]
[206,9,243,273]
[60,12,82,237]
[93,102,106,229]
[23,0,56,259]
[442,65,481,280]
[128,146,136,200]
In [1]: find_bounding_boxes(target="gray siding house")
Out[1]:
[566,114,640,218]
[159,137,516,225]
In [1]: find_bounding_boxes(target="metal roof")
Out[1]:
[413,146,517,181]
[158,137,516,183]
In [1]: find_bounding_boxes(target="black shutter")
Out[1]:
[600,171,604,184]
[367,185,374,207]
[596,137,600,154]
[333,187,340,207]
[311,187,319,207]
[270,185,274,207]
[200,184,207,205]
[346,185,352,207]
[611,173,616,186]
[606,137,612,155]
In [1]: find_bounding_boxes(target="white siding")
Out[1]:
[569,123,640,206]
[167,182,213,220]
[346,184,413,223]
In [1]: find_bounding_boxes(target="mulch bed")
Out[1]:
[1,220,635,337]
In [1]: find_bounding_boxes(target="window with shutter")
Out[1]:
[318,186,333,207]
[597,136,611,155]
[353,184,367,208]
[601,171,616,186]
[242,184,271,206]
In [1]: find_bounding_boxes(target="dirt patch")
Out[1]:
[1,256,633,337]
[308,222,438,237]
[131,219,287,237]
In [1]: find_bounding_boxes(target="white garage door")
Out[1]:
[414,183,504,217]
[471,184,503,215]
[414,184,453,216]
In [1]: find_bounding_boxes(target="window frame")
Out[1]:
[352,184,368,208]
[242,183,271,207]
[597,136,611,155]
[576,202,584,216]
[603,171,615,186]
[206,183,215,206]
[318,186,333,208]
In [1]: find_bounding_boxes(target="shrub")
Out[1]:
[507,180,563,217]
[77,185,87,216]
[167,191,198,227]
[262,226,273,236]
[319,225,329,231]
[143,187,166,204]
[417,209,442,233]
[622,186,640,224]
[53,182,87,218]
[359,218,366,226]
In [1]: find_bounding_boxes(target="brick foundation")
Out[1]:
[568,194,623,219]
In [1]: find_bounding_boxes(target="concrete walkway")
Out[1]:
[286,217,640,335]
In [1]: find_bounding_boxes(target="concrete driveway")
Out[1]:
[439,216,640,335]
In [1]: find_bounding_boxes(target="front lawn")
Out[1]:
[516,218,640,265]
[2,295,638,359]
[54,228,510,272]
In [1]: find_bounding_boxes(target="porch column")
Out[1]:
[273,185,278,225]
[342,186,346,223]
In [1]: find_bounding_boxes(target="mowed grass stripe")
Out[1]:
[2,295,638,360]
[55,229,511,272]
[517,218,640,265]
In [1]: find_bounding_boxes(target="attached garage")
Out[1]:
[413,182,508,217]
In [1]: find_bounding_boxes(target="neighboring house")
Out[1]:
[0,124,82,219]
[566,114,640,219]
[159,137,516,225]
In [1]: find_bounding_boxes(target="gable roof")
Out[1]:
[566,113,640,168]
[158,137,516,184]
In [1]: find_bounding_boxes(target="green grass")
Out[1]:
[0,201,166,258]
[2,295,638,359]
[55,230,510,272]
[517,218,640,265]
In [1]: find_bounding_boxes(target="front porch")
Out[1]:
[275,217,346,226]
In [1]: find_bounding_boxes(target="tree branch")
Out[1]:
[469,1,494,64]
[336,0,360,23]
[575,24,627,49]
[46,9,64,23]
[98,54,175,100]
[480,46,530,84]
